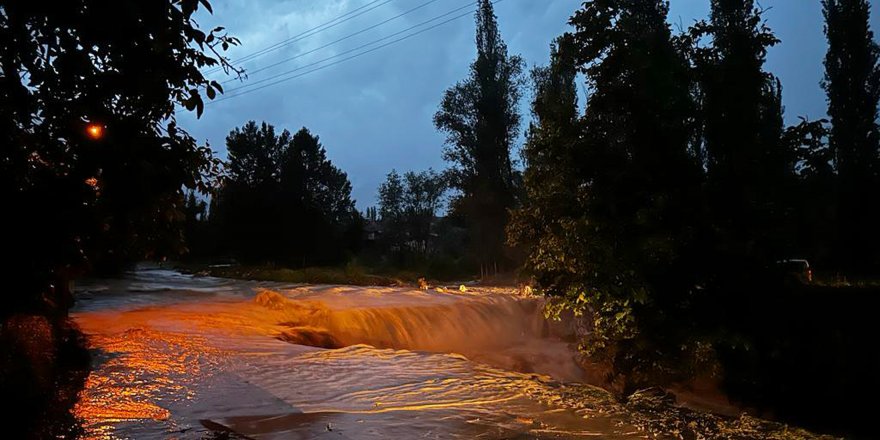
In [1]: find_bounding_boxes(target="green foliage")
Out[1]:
[517,5,880,431]
[0,0,238,314]
[434,0,525,274]
[514,0,706,389]
[512,34,580,246]
[210,122,359,265]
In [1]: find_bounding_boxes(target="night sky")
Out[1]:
[178,0,880,210]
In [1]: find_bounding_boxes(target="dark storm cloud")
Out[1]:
[178,0,880,210]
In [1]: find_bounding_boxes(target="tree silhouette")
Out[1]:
[281,127,359,265]
[692,0,792,261]
[183,190,209,256]
[213,121,287,261]
[378,169,406,256]
[0,0,237,436]
[784,118,835,264]
[211,122,358,265]
[823,0,880,273]
[1,0,237,312]
[514,0,704,390]
[377,169,446,260]
[402,169,446,256]
[508,34,580,279]
[434,0,524,276]
[364,206,379,222]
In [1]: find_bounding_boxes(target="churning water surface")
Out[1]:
[70,268,649,439]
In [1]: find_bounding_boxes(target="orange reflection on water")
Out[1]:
[73,327,220,437]
[69,283,603,438]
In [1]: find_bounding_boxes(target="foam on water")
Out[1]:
[72,268,644,439]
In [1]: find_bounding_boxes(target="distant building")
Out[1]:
[364,220,382,242]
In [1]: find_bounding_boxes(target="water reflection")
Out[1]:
[71,269,643,439]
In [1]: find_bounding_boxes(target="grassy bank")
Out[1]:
[178,263,399,286]
[175,262,430,287]
[176,261,530,289]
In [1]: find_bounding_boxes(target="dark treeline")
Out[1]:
[193,122,361,266]
[186,1,525,281]
[186,124,457,274]
[510,0,880,436]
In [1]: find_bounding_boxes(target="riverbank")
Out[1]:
[188,263,401,286]
[174,261,529,290]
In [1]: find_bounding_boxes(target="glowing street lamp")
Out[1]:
[86,123,104,140]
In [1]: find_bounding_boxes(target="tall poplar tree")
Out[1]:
[434,0,524,276]
[695,0,791,261]
[823,0,880,273]
[513,0,704,389]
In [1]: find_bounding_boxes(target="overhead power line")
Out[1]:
[225,0,449,84]
[225,1,475,89]
[209,0,498,104]
[205,0,394,75]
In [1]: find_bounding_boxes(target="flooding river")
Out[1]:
[72,268,821,439]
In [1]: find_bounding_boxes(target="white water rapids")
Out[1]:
[71,268,648,439]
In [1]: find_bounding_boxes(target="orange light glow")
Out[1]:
[86,123,104,140]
